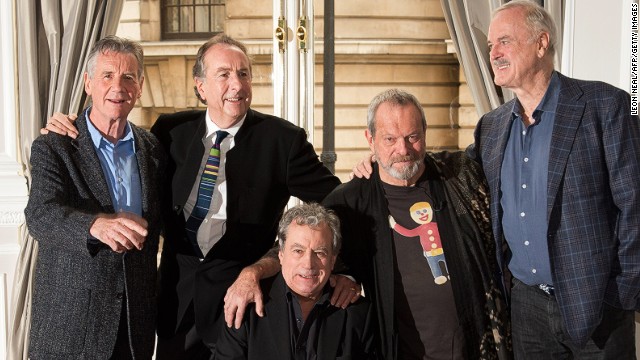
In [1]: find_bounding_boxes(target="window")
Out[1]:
[162,0,225,40]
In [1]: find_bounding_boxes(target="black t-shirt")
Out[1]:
[383,179,464,360]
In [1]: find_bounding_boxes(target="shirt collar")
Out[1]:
[511,70,561,120]
[85,107,135,150]
[284,281,332,307]
[204,109,246,140]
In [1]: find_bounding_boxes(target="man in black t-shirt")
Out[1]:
[323,89,511,360]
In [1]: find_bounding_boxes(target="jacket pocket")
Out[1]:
[30,286,91,355]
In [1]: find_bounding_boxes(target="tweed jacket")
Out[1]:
[215,274,377,360]
[25,110,165,359]
[467,72,640,346]
[151,109,340,346]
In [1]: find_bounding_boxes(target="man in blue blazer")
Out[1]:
[467,1,640,358]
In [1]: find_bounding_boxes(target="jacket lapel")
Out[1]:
[232,108,256,145]
[317,306,344,360]
[546,74,585,218]
[172,113,207,207]
[73,114,114,211]
[267,276,294,360]
[485,101,514,243]
[132,124,161,217]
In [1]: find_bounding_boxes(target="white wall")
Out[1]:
[563,0,634,92]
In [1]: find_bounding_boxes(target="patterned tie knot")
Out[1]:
[214,130,229,149]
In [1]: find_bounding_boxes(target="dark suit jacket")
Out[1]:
[214,274,376,360]
[25,111,165,359]
[151,109,340,346]
[467,72,640,346]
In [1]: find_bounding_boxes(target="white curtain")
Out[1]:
[441,0,565,115]
[8,1,124,359]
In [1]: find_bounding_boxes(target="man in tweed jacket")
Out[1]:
[24,36,164,359]
[467,1,640,358]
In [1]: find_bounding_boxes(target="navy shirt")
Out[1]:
[286,283,331,360]
[500,71,560,286]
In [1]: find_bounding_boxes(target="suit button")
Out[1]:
[173,205,180,211]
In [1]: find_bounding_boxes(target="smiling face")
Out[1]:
[410,202,433,224]
[84,51,143,125]
[487,7,550,93]
[279,222,337,301]
[366,102,426,186]
[194,43,252,128]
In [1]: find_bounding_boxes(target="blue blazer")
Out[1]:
[467,72,640,346]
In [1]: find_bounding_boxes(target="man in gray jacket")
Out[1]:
[24,36,165,359]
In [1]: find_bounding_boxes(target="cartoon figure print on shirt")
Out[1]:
[389,201,449,285]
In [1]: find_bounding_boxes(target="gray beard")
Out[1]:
[380,157,423,181]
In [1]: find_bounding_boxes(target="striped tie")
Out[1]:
[185,130,229,258]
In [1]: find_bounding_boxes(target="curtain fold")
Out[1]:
[8,1,124,359]
[441,0,564,115]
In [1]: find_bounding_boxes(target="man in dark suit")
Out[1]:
[467,1,640,358]
[25,36,164,359]
[215,203,376,360]
[150,34,342,359]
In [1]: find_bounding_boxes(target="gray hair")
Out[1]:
[494,0,557,57]
[192,33,253,105]
[277,203,341,254]
[367,88,426,137]
[86,36,144,79]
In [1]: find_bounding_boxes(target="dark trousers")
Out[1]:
[511,278,636,360]
[155,302,215,360]
[110,295,134,360]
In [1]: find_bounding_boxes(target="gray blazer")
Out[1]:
[25,110,165,359]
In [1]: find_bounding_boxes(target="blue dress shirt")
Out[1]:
[500,72,561,286]
[86,108,142,217]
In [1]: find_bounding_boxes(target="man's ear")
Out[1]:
[365,129,375,152]
[84,72,91,95]
[137,75,145,99]
[194,77,206,102]
[537,32,550,58]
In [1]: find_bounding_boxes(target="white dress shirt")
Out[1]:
[183,110,245,257]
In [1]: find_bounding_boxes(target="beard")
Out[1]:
[378,152,425,181]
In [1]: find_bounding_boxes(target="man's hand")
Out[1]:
[224,250,280,329]
[41,112,79,138]
[349,153,375,179]
[89,212,148,253]
[224,266,264,329]
[329,274,362,309]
